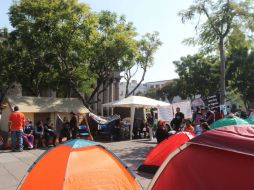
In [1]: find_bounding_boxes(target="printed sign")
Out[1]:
[157,105,174,122]
[203,94,220,110]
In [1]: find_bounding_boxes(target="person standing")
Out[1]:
[173,107,185,131]
[59,117,71,143]
[8,106,25,152]
[146,112,154,140]
[70,112,79,139]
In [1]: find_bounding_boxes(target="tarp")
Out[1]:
[19,139,139,190]
[138,132,195,174]
[7,96,89,113]
[149,125,254,190]
[210,116,249,129]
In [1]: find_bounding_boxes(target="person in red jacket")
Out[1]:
[215,108,224,121]
[183,119,194,133]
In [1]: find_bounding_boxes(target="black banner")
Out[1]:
[202,94,220,111]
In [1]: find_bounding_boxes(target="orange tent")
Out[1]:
[19,139,139,190]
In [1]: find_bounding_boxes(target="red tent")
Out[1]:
[149,125,254,190]
[138,132,195,174]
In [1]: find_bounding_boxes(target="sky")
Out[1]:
[0,0,198,83]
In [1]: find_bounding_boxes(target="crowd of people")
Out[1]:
[155,107,224,144]
[130,107,218,144]
[8,104,250,150]
[8,106,80,152]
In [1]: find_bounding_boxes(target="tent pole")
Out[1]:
[130,106,135,140]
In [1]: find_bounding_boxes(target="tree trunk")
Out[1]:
[219,37,226,105]
[125,77,130,98]
[68,80,91,110]
[126,68,147,97]
[0,86,11,106]
[88,79,104,103]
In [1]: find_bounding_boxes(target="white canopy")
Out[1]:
[102,96,171,140]
[111,96,170,108]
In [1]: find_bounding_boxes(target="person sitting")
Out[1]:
[44,118,56,147]
[155,120,170,143]
[215,108,224,121]
[59,117,71,143]
[205,108,215,125]
[23,120,34,149]
[183,119,194,133]
[34,121,45,148]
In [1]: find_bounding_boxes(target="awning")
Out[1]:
[7,96,89,113]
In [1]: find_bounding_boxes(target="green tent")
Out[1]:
[245,116,254,125]
[210,116,249,129]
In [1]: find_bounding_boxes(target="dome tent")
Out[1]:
[19,139,139,190]
[149,125,254,190]
[138,132,195,174]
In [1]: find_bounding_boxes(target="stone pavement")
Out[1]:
[0,139,156,190]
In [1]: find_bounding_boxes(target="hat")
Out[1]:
[70,112,76,115]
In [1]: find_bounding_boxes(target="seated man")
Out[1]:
[44,118,56,147]
[34,121,45,148]
[155,120,170,143]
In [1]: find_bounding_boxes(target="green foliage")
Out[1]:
[4,0,154,108]
[124,32,162,97]
[9,0,97,98]
[179,0,254,52]
[87,10,138,102]
[0,30,17,104]
[173,54,220,98]
[227,28,254,108]
[179,0,254,104]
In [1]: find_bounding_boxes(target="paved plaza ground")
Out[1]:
[0,139,156,190]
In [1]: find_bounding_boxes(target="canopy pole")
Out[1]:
[101,105,104,116]
[130,106,135,140]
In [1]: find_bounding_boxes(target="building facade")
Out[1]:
[119,79,174,100]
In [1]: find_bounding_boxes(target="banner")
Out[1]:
[172,100,192,119]
[203,94,220,111]
[157,105,174,122]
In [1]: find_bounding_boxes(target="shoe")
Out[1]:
[18,148,23,152]
[28,146,33,149]
[11,149,16,152]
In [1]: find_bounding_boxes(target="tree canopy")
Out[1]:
[179,0,254,104]
[3,0,160,109]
